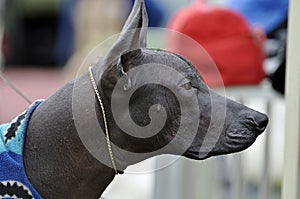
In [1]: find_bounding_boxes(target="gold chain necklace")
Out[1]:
[88,67,119,174]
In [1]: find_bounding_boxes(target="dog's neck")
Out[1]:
[23,73,125,198]
[23,60,174,198]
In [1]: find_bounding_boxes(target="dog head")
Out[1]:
[93,0,268,164]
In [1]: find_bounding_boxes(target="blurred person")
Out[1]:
[225,0,289,95]
[167,0,266,87]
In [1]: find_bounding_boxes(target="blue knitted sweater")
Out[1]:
[0,100,44,199]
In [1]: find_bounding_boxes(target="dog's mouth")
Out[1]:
[184,146,209,160]
[222,119,266,150]
[183,115,268,160]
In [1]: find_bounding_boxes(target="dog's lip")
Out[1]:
[184,119,267,160]
[218,129,258,155]
[206,124,262,156]
[184,146,212,160]
[225,128,257,144]
[184,150,210,160]
[187,145,201,154]
[186,150,199,156]
[225,118,265,141]
[256,125,267,134]
[226,128,253,139]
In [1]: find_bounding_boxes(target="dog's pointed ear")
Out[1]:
[98,0,148,75]
[122,0,148,49]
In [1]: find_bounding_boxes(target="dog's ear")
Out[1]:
[96,0,148,76]
[121,0,148,49]
[117,49,143,74]
[101,50,144,94]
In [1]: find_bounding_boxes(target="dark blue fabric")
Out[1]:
[129,0,164,27]
[226,0,289,33]
[0,100,44,199]
[54,0,77,66]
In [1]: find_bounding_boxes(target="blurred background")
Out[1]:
[0,0,292,199]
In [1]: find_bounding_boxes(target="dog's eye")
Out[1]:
[181,82,192,90]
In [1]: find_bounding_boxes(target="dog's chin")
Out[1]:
[183,139,256,161]
[208,135,257,157]
[183,129,262,160]
[183,150,211,160]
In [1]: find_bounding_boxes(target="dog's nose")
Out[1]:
[252,112,269,132]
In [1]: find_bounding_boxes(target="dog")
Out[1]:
[0,0,268,198]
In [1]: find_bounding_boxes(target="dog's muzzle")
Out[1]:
[184,109,269,160]
[212,110,269,156]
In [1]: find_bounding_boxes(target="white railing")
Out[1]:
[282,0,300,198]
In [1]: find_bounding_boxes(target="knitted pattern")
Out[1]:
[0,100,44,199]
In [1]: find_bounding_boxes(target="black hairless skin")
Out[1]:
[23,1,268,198]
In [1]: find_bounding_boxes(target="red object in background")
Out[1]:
[167,1,266,87]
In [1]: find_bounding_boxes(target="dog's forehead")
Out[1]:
[143,49,203,81]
